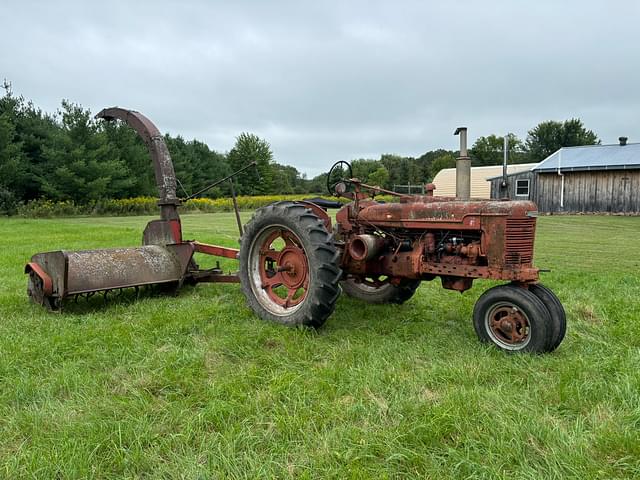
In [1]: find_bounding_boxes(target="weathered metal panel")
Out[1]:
[143,219,182,245]
[357,199,537,229]
[29,244,195,298]
[64,245,193,294]
[28,251,67,298]
[534,143,640,172]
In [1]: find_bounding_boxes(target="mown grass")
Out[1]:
[0,213,639,479]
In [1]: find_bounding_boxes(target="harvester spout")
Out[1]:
[96,107,179,221]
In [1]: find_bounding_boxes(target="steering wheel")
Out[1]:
[326,161,353,195]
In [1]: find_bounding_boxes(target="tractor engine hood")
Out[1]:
[355,199,538,229]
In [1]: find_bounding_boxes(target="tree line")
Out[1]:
[0,88,599,213]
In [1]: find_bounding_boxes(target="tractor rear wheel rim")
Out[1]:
[485,302,531,350]
[249,225,309,314]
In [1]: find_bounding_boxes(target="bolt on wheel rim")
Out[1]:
[485,301,531,350]
[249,225,309,315]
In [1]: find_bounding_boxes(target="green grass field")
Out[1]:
[1,213,639,479]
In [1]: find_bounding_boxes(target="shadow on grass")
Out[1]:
[54,282,194,315]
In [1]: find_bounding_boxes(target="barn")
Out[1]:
[489,139,640,214]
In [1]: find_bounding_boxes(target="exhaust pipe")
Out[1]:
[454,127,471,200]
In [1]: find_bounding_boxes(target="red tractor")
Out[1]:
[238,160,566,354]
[26,110,565,353]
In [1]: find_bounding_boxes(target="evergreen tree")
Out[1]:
[39,101,135,202]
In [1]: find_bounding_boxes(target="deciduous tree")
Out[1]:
[227,132,274,195]
[526,119,599,162]
[367,166,390,188]
[470,133,525,166]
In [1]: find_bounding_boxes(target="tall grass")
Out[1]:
[14,195,354,218]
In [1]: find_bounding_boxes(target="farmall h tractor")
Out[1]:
[238,128,566,353]
[26,110,565,353]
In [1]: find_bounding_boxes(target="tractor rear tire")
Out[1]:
[341,277,421,304]
[528,283,566,352]
[239,202,342,328]
[473,284,553,353]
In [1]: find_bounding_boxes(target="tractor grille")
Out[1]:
[504,218,535,265]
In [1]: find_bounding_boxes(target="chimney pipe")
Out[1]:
[454,127,471,200]
[502,134,509,188]
[619,136,628,146]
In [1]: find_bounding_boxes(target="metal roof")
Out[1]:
[533,143,640,172]
[486,163,539,180]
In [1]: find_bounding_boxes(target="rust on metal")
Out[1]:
[190,273,240,283]
[259,229,309,308]
[96,107,180,221]
[26,106,251,311]
[193,242,240,259]
[296,200,333,231]
[28,244,194,300]
[331,176,541,293]
[488,305,530,345]
[25,262,53,296]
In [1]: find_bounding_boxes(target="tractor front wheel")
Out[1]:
[239,202,342,328]
[528,283,567,352]
[473,284,553,353]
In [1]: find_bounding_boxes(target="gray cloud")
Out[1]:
[2,1,639,176]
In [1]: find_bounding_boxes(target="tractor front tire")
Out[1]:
[341,277,421,304]
[239,202,342,328]
[528,283,567,352]
[473,284,553,353]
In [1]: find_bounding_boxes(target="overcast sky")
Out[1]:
[2,1,639,176]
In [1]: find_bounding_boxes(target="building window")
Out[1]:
[516,179,529,196]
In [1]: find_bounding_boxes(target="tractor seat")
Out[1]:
[303,197,344,210]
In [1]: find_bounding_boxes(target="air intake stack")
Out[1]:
[454,127,471,200]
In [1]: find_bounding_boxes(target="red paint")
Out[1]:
[332,180,540,292]
[169,219,182,243]
[193,242,240,259]
[25,262,53,295]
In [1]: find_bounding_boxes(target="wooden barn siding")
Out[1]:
[535,170,640,213]
[490,170,640,213]
[490,171,536,200]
